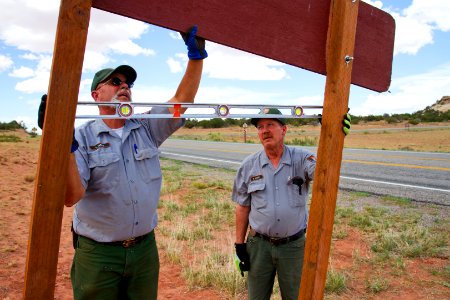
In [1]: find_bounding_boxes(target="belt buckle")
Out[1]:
[269,237,282,245]
[122,238,136,248]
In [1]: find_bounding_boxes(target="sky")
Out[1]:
[1,0,449,132]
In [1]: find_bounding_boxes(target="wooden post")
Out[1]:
[23,0,91,298]
[299,0,359,299]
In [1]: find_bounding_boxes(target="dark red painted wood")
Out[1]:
[92,0,394,92]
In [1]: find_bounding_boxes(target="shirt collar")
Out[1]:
[91,119,141,137]
[260,145,292,167]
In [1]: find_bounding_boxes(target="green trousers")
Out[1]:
[246,234,306,300]
[71,231,159,300]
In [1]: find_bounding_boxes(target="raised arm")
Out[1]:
[168,25,207,114]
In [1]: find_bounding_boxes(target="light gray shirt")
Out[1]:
[232,146,316,238]
[73,107,183,242]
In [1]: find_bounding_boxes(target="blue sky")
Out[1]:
[1,0,449,132]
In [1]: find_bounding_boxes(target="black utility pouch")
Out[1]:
[71,224,79,249]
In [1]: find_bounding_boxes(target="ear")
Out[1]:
[91,90,99,101]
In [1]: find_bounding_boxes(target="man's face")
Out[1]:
[92,72,132,103]
[256,118,287,149]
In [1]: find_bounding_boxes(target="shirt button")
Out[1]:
[135,222,139,225]
[126,159,130,163]
[277,219,280,222]
[275,187,279,190]
[276,203,280,206]
[134,200,138,204]
[130,179,134,183]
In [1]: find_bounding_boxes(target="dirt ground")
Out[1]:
[0,130,449,299]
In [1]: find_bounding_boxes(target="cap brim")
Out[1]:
[113,65,137,83]
[250,118,285,127]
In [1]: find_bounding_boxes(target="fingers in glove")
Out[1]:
[342,113,351,135]
[181,25,207,59]
[38,94,48,130]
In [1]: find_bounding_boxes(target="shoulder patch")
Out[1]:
[307,155,316,162]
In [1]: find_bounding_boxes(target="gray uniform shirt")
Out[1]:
[73,107,183,242]
[232,145,316,238]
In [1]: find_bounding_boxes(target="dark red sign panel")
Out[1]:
[92,0,395,92]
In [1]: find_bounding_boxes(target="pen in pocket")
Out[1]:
[134,143,138,154]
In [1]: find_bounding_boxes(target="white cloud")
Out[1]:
[9,66,34,78]
[368,0,450,55]
[166,42,289,80]
[392,12,434,55]
[204,43,288,80]
[362,0,383,9]
[169,32,182,40]
[167,56,183,73]
[353,63,450,115]
[405,0,450,31]
[0,0,155,94]
[14,55,52,93]
[0,55,13,72]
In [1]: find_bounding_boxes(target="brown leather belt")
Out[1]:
[250,228,306,246]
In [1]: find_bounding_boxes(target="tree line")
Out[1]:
[185,108,449,129]
[1,106,448,131]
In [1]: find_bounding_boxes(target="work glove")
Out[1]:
[342,112,351,136]
[318,108,351,135]
[234,243,250,276]
[38,94,79,153]
[181,25,208,60]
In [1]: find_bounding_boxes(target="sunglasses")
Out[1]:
[98,77,134,89]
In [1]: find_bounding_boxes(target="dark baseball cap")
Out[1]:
[250,108,286,127]
[91,65,137,91]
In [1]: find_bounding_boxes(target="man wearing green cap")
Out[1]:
[232,109,351,300]
[38,26,207,299]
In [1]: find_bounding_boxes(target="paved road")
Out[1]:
[160,139,450,206]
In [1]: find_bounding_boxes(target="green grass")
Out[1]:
[0,135,22,142]
[366,277,390,294]
[325,269,347,295]
[285,136,318,146]
[155,158,449,299]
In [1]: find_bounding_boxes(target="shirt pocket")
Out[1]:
[88,151,121,186]
[248,182,267,209]
[287,182,306,208]
[133,147,161,183]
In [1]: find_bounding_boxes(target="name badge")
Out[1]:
[250,175,263,181]
[89,143,111,150]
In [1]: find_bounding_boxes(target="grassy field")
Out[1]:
[1,126,449,299]
[157,158,449,299]
[171,121,450,152]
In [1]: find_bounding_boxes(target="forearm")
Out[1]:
[235,204,250,243]
[168,60,203,113]
[65,154,85,207]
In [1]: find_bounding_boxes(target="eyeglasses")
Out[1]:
[98,77,134,89]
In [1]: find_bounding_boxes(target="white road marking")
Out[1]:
[162,151,450,194]
[340,176,450,193]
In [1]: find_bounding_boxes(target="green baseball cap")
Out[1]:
[91,65,137,91]
[250,108,286,127]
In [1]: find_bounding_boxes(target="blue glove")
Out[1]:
[181,25,208,60]
[38,94,79,153]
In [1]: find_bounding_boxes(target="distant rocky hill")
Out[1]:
[427,96,450,112]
